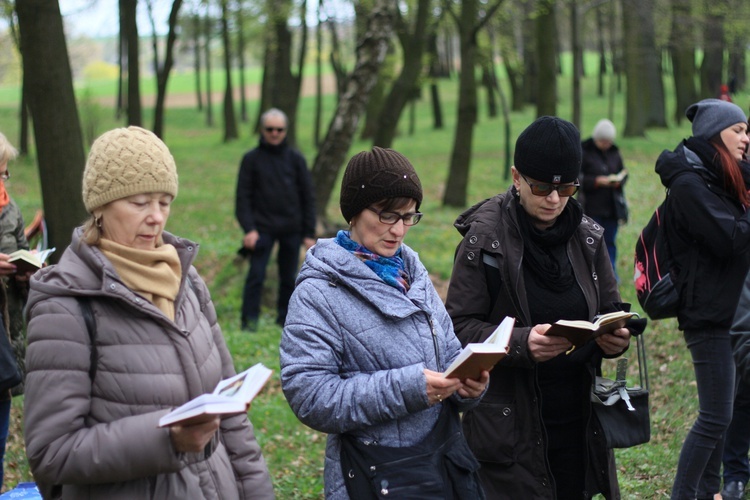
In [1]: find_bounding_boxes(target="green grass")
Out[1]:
[0,62,737,497]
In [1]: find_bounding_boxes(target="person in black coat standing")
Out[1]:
[579,119,628,278]
[657,99,750,500]
[235,108,316,331]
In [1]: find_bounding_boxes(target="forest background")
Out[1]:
[1,0,748,497]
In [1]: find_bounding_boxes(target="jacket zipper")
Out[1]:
[429,317,441,372]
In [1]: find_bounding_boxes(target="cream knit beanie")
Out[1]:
[82,126,178,213]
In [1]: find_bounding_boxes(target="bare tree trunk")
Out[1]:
[700,3,724,98]
[522,1,537,106]
[220,0,238,142]
[314,0,324,146]
[16,0,87,261]
[204,11,214,127]
[669,0,697,125]
[570,0,581,128]
[311,0,396,227]
[535,0,556,117]
[236,1,248,122]
[427,32,444,129]
[443,0,504,208]
[372,0,432,148]
[481,63,498,118]
[328,18,348,99]
[621,0,646,137]
[193,13,203,112]
[152,0,184,139]
[123,0,141,126]
[595,4,606,98]
[116,1,125,118]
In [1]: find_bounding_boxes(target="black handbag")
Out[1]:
[0,322,22,393]
[339,403,484,499]
[591,334,651,448]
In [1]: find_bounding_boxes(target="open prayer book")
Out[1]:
[158,363,273,427]
[545,310,637,349]
[443,316,515,380]
[8,247,55,275]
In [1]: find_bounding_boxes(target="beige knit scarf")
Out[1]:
[99,238,182,320]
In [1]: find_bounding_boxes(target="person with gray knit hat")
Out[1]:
[23,126,275,499]
[654,100,750,500]
[580,118,629,279]
[281,146,488,499]
[445,116,633,499]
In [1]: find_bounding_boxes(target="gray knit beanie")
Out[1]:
[514,116,582,184]
[592,119,616,141]
[340,147,423,223]
[82,126,178,213]
[686,99,747,140]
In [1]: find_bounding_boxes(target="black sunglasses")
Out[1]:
[264,127,285,133]
[520,174,579,197]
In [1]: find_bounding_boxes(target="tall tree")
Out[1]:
[442,0,504,208]
[235,0,249,122]
[203,8,214,127]
[699,2,725,98]
[311,0,396,227]
[372,0,434,148]
[192,11,203,111]
[122,0,142,126]
[152,0,184,138]
[0,1,29,155]
[220,0,238,141]
[535,0,556,117]
[669,0,697,125]
[262,0,308,146]
[621,0,664,135]
[15,0,87,260]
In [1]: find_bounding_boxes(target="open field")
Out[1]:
[0,63,746,497]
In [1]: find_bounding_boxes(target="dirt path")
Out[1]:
[139,72,338,108]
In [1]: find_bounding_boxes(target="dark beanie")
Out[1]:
[686,99,747,140]
[340,147,423,223]
[514,116,582,184]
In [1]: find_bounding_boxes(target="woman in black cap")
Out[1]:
[656,99,750,500]
[280,147,489,499]
[446,116,635,499]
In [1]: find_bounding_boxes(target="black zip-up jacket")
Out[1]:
[655,140,750,331]
[235,138,316,238]
[579,138,626,219]
[445,187,621,499]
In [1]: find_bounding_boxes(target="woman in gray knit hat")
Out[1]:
[280,147,489,499]
[23,126,274,499]
[654,99,750,500]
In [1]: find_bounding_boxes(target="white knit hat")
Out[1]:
[592,119,616,141]
[82,126,178,213]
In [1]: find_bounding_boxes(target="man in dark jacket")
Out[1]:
[235,108,316,331]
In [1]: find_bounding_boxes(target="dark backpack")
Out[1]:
[633,198,679,320]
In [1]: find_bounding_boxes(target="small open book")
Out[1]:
[8,248,55,274]
[443,316,515,380]
[545,310,637,349]
[158,363,273,427]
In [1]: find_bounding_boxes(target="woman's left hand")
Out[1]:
[596,327,631,355]
[457,370,490,399]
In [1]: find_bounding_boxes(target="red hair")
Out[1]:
[709,136,750,207]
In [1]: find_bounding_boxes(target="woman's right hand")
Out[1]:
[0,253,16,276]
[424,368,462,405]
[169,416,220,453]
[527,324,572,362]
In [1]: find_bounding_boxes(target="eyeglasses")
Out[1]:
[521,174,579,197]
[0,171,9,181]
[264,127,285,133]
[366,207,423,226]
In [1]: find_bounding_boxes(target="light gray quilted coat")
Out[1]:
[280,237,481,499]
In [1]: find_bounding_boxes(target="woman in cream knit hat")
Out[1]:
[23,126,274,499]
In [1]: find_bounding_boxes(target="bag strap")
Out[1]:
[635,334,649,392]
[76,297,97,382]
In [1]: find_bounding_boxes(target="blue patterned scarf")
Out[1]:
[335,230,410,294]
